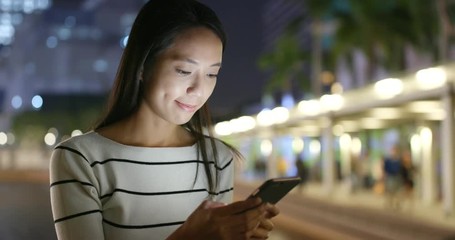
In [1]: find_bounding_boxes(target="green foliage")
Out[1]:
[259,0,453,95]
[305,0,334,19]
[332,0,440,71]
[11,108,102,143]
[258,28,310,94]
[9,93,107,145]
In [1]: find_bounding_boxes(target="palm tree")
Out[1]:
[259,0,454,97]
[435,0,455,62]
[305,0,333,95]
[257,19,310,99]
[309,0,446,83]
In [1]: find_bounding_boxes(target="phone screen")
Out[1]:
[249,177,301,204]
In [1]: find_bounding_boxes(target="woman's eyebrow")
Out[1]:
[174,56,222,67]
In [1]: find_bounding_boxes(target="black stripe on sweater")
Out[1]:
[50,179,94,188]
[219,158,233,171]
[91,158,233,171]
[56,146,233,171]
[53,187,234,224]
[100,187,233,199]
[209,187,234,196]
[103,219,185,229]
[55,146,90,164]
[54,209,102,223]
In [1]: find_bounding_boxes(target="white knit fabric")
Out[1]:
[50,131,234,240]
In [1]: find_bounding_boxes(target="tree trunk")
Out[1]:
[311,19,322,97]
[436,0,449,62]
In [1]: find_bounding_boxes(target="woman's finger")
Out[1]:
[250,224,270,239]
[264,203,280,218]
[204,201,226,209]
[223,207,264,233]
[258,218,274,231]
[213,197,262,216]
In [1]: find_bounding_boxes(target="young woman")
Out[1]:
[49,0,279,239]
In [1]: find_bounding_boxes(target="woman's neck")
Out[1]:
[96,112,195,148]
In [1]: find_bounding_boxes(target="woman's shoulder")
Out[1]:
[202,136,236,163]
[56,131,102,149]
[54,130,120,158]
[50,131,107,167]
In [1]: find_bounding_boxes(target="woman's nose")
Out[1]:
[186,75,203,97]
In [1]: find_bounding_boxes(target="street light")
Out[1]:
[0,0,52,46]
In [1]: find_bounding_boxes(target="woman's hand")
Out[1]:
[250,203,280,239]
[168,197,272,240]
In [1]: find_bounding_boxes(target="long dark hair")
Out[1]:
[95,0,237,194]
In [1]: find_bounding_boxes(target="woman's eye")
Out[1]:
[207,73,218,79]
[176,69,191,75]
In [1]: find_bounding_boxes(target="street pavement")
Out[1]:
[235,180,455,240]
[0,181,57,240]
[3,172,455,240]
[0,174,293,240]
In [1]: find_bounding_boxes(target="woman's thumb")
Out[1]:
[202,200,226,209]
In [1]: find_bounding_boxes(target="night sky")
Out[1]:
[2,0,270,120]
[200,0,267,119]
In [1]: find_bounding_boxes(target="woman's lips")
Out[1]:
[176,101,198,112]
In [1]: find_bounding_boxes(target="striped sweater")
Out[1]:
[49,131,234,240]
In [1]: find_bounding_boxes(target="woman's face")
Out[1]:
[142,27,223,125]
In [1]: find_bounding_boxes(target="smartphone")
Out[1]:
[248,177,301,204]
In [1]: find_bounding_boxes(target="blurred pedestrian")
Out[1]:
[49,1,279,239]
[400,147,415,210]
[357,150,373,189]
[382,144,403,209]
[254,157,267,179]
[295,154,309,193]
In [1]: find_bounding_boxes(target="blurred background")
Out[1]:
[2,0,455,239]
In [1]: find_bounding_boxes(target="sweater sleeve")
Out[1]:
[49,146,105,240]
[214,144,234,204]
